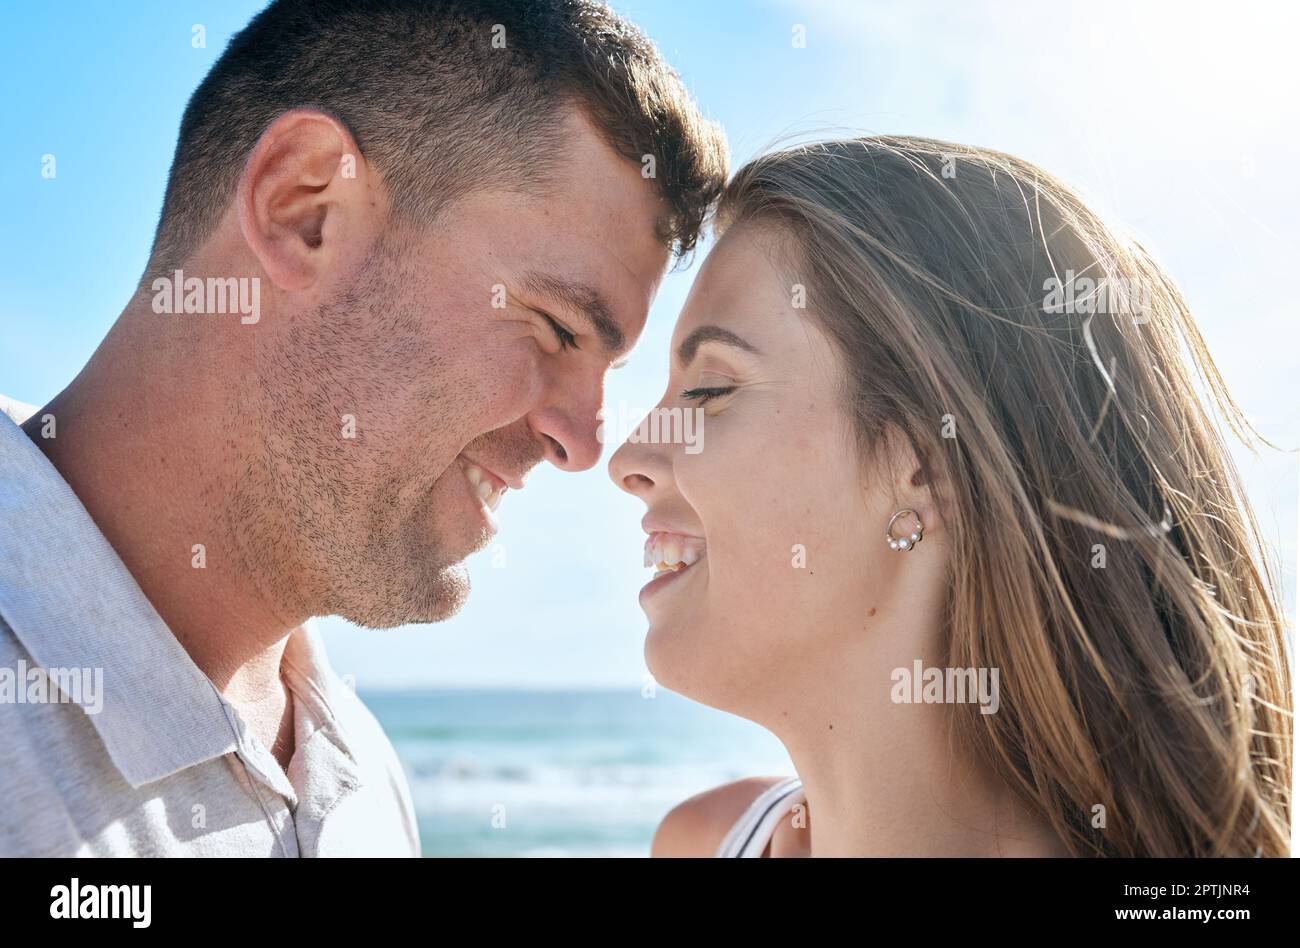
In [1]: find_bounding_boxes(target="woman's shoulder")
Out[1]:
[651,775,801,858]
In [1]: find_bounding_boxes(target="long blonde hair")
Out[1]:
[718,136,1292,856]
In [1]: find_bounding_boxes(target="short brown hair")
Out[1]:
[149,0,728,271]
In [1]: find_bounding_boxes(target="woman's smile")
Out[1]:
[640,530,707,601]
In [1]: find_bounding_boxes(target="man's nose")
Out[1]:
[528,372,607,472]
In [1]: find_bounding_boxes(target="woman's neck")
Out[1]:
[769,668,1068,857]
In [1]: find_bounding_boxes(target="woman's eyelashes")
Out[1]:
[681,385,737,405]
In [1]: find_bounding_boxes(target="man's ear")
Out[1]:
[236,108,375,292]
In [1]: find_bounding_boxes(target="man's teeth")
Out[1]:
[643,532,705,573]
[461,461,506,512]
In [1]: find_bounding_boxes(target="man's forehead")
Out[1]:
[541,109,675,251]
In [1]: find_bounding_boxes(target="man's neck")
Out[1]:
[21,303,304,695]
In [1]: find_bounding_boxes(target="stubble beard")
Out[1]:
[224,244,475,631]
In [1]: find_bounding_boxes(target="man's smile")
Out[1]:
[456,456,508,514]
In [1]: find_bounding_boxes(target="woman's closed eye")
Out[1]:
[681,385,737,404]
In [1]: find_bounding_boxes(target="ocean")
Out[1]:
[361,687,795,857]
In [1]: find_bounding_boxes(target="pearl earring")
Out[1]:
[886,509,923,551]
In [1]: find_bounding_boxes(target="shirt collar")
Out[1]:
[0,412,241,788]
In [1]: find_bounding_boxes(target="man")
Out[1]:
[0,0,726,856]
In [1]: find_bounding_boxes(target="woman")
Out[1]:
[608,137,1292,857]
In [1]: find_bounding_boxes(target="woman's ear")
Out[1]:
[885,429,950,538]
[913,453,952,535]
[235,108,380,292]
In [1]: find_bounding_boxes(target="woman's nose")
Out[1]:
[607,432,658,497]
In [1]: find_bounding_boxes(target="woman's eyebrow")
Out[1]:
[675,325,760,368]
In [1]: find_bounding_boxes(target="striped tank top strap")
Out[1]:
[714,776,804,858]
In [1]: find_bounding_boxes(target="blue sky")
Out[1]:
[2,0,1295,688]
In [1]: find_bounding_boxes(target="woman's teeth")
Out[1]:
[643,532,705,573]
[460,461,506,512]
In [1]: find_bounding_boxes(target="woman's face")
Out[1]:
[609,225,906,717]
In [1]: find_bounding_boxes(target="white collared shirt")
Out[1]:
[0,411,421,857]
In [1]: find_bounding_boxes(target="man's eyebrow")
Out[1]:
[520,271,624,354]
[676,325,760,368]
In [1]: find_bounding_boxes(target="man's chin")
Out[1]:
[339,560,471,629]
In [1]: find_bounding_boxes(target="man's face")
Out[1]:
[243,110,669,628]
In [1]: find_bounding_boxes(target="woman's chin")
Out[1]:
[643,621,700,695]
[638,560,705,658]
